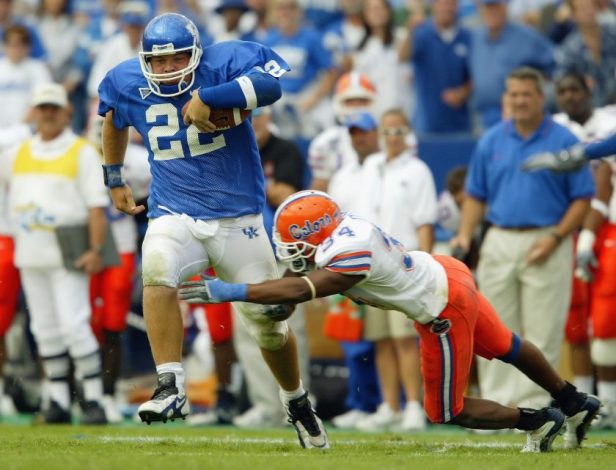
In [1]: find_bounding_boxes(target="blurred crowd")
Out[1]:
[0,0,615,433]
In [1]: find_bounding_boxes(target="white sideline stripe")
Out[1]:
[96,436,608,449]
[236,76,257,109]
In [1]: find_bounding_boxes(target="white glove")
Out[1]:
[575,229,598,282]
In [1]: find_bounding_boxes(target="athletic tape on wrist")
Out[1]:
[102,164,125,188]
[301,276,317,300]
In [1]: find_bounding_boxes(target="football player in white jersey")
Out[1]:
[180,190,602,452]
[554,73,616,428]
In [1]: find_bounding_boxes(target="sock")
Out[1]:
[49,380,71,410]
[156,362,185,393]
[279,380,305,404]
[73,350,103,403]
[102,330,122,396]
[573,375,594,395]
[0,376,4,395]
[551,381,586,416]
[514,407,547,430]
[597,381,616,404]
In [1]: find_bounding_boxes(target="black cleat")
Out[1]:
[80,401,108,425]
[522,407,565,453]
[39,400,71,424]
[282,392,329,449]
[563,394,601,449]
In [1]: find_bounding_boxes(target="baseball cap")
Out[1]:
[345,112,377,131]
[118,1,150,26]
[31,83,68,108]
[215,0,250,14]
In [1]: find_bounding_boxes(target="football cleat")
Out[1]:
[282,392,329,449]
[521,407,565,453]
[80,400,108,425]
[138,372,190,424]
[38,400,71,425]
[563,394,601,449]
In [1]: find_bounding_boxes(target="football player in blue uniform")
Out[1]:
[98,13,328,449]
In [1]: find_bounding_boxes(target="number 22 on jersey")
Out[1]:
[146,103,227,160]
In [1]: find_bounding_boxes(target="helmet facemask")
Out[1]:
[273,230,318,273]
[139,46,202,97]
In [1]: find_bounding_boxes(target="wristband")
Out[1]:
[102,164,125,188]
[208,279,248,302]
[301,276,317,300]
[591,198,609,218]
[550,231,564,244]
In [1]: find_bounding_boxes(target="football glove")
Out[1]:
[521,144,587,173]
[178,276,247,303]
[264,304,295,322]
[575,229,598,282]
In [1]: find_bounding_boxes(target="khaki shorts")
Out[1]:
[363,305,418,341]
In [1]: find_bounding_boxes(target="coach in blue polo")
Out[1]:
[453,67,594,410]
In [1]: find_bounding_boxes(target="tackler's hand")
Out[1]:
[264,304,296,322]
[179,275,248,303]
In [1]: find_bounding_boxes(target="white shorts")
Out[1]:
[141,213,285,346]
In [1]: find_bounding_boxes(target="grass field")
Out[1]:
[1,420,615,470]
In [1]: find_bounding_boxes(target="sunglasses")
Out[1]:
[380,127,408,136]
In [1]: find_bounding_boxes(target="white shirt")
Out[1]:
[314,215,448,324]
[8,129,109,267]
[357,149,438,250]
[308,126,357,182]
[88,33,138,98]
[0,58,51,126]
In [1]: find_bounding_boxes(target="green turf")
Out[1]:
[0,421,614,470]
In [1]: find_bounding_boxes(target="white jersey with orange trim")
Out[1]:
[308,126,357,183]
[314,214,448,324]
[554,106,616,222]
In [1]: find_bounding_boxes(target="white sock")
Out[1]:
[279,380,305,404]
[156,362,185,394]
[597,381,616,404]
[573,375,595,395]
[83,377,104,403]
[49,380,71,410]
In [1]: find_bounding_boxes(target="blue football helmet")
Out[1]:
[138,13,202,97]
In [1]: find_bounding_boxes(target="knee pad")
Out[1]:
[235,302,289,350]
[591,338,616,367]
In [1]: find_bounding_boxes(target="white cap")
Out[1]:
[32,83,68,108]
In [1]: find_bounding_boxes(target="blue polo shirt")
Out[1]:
[470,23,555,128]
[412,21,472,133]
[466,116,594,228]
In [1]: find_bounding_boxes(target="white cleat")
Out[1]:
[102,395,124,424]
[282,392,329,449]
[521,407,565,453]
[137,372,190,425]
[400,401,427,432]
[331,409,369,429]
[355,403,402,432]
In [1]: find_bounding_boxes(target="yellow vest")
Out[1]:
[12,137,88,179]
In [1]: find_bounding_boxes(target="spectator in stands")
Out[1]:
[453,67,594,409]
[36,0,82,85]
[301,0,344,30]
[556,0,616,107]
[4,83,109,424]
[262,0,339,149]
[232,107,309,428]
[551,72,616,406]
[470,0,554,129]
[240,0,269,43]
[351,0,412,119]
[0,25,51,127]
[327,111,382,429]
[0,0,46,59]
[354,108,437,432]
[399,0,472,134]
[323,0,366,69]
[211,0,250,43]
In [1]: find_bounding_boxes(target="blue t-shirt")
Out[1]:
[470,23,554,128]
[412,21,471,133]
[261,27,333,94]
[98,41,289,220]
[466,116,594,227]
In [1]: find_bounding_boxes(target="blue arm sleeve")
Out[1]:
[585,133,616,159]
[198,71,282,109]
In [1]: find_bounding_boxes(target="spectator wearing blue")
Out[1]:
[0,0,46,59]
[470,0,554,129]
[399,0,472,134]
[261,0,338,151]
[212,0,251,43]
[452,67,594,409]
[556,0,616,107]
[322,0,366,69]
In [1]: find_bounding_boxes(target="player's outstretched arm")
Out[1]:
[102,111,145,216]
[521,143,587,173]
[585,131,616,160]
[179,269,362,305]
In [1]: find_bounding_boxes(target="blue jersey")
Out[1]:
[98,41,289,220]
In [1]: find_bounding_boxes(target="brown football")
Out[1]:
[181,101,251,130]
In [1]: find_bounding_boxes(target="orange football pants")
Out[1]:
[0,235,19,336]
[591,224,616,339]
[416,255,514,424]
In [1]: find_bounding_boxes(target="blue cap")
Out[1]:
[345,112,377,131]
[215,0,250,14]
